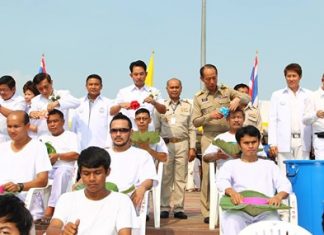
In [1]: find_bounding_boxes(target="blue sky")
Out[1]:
[0,1,323,100]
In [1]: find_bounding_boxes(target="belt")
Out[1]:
[163,137,187,144]
[315,132,324,138]
[292,133,301,138]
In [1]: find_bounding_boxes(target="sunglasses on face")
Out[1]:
[110,128,131,133]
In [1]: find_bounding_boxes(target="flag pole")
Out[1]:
[200,0,206,89]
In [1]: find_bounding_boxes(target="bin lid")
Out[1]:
[284,160,324,165]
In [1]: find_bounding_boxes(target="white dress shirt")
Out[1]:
[72,95,113,150]
[29,89,80,136]
[268,87,312,152]
[115,84,162,130]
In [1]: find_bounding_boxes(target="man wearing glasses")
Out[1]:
[107,113,157,212]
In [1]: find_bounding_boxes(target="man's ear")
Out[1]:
[106,168,111,177]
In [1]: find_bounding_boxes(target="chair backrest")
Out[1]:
[238,220,312,235]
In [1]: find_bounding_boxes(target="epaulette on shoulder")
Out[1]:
[195,90,204,96]
[220,84,228,89]
[181,99,190,103]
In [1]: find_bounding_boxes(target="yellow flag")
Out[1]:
[145,51,154,87]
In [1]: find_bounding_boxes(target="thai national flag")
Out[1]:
[249,54,258,107]
[38,54,47,74]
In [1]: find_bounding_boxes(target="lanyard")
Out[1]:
[170,102,180,114]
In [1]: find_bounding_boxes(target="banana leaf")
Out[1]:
[131,131,160,145]
[45,142,56,154]
[220,190,290,217]
[212,139,241,156]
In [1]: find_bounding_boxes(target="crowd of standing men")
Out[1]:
[0,59,323,234]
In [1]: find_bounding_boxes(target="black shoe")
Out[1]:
[146,215,149,221]
[160,211,169,219]
[174,212,188,219]
[204,217,209,224]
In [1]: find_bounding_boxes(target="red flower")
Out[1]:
[130,100,140,110]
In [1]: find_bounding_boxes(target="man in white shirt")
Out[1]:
[110,60,166,130]
[0,111,52,219]
[0,75,26,142]
[216,125,292,235]
[46,146,137,235]
[29,73,80,136]
[72,74,114,150]
[303,73,324,159]
[204,109,266,169]
[39,109,80,222]
[268,63,312,174]
[107,113,157,212]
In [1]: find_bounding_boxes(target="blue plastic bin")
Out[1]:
[285,160,324,235]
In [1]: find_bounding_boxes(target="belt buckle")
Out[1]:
[292,133,300,138]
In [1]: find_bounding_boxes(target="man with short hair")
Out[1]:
[303,73,324,159]
[46,146,137,235]
[0,194,34,235]
[233,83,262,133]
[29,73,80,136]
[155,78,196,219]
[268,63,312,174]
[0,75,25,142]
[134,108,168,163]
[72,74,114,150]
[0,111,52,219]
[107,113,157,211]
[216,125,292,234]
[39,109,80,221]
[110,60,166,130]
[192,64,250,223]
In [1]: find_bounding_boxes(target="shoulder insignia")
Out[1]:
[195,90,204,96]
[220,84,228,89]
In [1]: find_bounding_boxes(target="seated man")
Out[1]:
[0,194,34,235]
[46,146,138,235]
[39,109,80,222]
[134,108,168,163]
[0,111,52,219]
[216,125,292,235]
[203,108,266,169]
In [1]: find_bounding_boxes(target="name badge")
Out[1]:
[170,116,176,125]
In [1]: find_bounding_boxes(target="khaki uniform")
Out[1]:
[243,103,262,133]
[192,85,250,217]
[155,99,196,213]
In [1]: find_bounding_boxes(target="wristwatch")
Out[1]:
[17,183,24,192]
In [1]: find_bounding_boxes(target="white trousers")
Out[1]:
[221,210,280,235]
[48,165,73,207]
[277,137,309,176]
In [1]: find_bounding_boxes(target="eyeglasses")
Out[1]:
[110,128,131,133]
[135,117,149,121]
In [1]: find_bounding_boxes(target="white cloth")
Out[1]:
[29,90,80,136]
[39,130,80,207]
[115,85,162,130]
[268,87,312,153]
[107,146,158,192]
[39,130,80,167]
[303,87,324,159]
[0,139,52,219]
[216,158,292,197]
[72,95,114,150]
[53,190,138,235]
[149,136,169,163]
[203,131,267,169]
[0,93,26,142]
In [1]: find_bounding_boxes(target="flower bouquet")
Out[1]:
[130,100,140,110]
[131,131,160,145]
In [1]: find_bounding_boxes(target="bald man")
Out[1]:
[0,111,52,219]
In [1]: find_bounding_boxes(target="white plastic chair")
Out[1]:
[132,191,149,235]
[66,163,78,192]
[238,220,311,235]
[152,161,163,228]
[24,184,52,212]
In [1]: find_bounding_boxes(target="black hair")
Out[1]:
[33,73,52,85]
[23,80,40,96]
[110,112,132,129]
[284,63,302,77]
[86,74,102,84]
[78,146,111,173]
[0,194,33,235]
[233,83,249,91]
[0,75,16,89]
[199,64,218,78]
[135,108,150,118]
[129,60,147,73]
[47,109,64,120]
[227,108,245,120]
[235,125,261,143]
